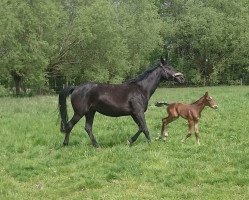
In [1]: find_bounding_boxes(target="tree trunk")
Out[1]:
[11,71,22,95]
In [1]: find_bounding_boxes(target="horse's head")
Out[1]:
[160,58,185,84]
[204,92,218,109]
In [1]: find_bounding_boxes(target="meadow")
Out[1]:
[0,86,249,199]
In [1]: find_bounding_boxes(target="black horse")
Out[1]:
[59,58,184,147]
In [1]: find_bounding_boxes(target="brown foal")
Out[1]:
[156,92,218,145]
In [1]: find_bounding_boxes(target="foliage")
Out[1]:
[159,0,249,85]
[0,0,249,94]
[0,85,8,97]
[0,0,66,94]
[0,86,249,199]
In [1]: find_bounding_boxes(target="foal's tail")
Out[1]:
[58,86,76,133]
[155,101,170,107]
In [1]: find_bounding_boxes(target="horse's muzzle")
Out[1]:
[173,73,185,84]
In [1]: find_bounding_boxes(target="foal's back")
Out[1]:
[167,103,198,120]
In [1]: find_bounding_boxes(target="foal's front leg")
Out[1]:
[194,121,200,145]
[181,119,194,143]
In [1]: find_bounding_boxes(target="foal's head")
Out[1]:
[203,92,218,109]
[160,58,185,84]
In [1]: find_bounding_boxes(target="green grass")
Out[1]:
[0,86,249,199]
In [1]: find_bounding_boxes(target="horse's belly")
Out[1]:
[95,104,131,117]
[97,109,131,117]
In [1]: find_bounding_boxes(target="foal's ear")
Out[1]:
[160,57,166,66]
[204,91,208,96]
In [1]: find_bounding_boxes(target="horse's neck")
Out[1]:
[193,98,206,114]
[136,67,162,100]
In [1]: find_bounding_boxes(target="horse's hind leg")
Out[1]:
[181,119,194,143]
[63,113,82,145]
[194,121,200,145]
[85,111,99,148]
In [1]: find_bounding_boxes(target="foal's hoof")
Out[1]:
[127,140,132,146]
[63,142,68,146]
[155,136,161,141]
[156,136,166,142]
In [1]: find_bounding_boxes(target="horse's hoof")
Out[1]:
[63,142,68,146]
[93,144,100,149]
[95,146,101,150]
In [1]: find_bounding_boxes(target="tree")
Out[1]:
[57,0,164,84]
[0,0,66,94]
[158,0,249,85]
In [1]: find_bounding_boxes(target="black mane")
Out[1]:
[125,62,160,84]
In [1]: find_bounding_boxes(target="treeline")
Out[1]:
[0,0,249,95]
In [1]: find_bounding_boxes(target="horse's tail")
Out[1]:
[58,86,76,133]
[155,101,170,107]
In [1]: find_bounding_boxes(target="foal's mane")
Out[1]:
[191,96,205,105]
[124,62,160,84]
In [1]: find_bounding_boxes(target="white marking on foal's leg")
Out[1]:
[194,122,200,145]
[162,130,168,141]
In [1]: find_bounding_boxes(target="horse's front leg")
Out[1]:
[128,112,151,145]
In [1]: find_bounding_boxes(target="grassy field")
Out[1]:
[0,86,249,199]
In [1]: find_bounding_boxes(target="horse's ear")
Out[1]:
[204,92,208,96]
[160,57,166,66]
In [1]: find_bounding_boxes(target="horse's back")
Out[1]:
[70,82,143,117]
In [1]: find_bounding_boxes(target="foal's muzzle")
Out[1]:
[212,105,218,109]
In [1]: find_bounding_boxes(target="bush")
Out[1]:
[0,85,8,97]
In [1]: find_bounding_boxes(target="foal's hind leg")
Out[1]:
[157,115,177,141]
[181,119,194,143]
[63,113,82,145]
[85,111,99,148]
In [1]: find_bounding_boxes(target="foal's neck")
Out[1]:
[192,97,206,114]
